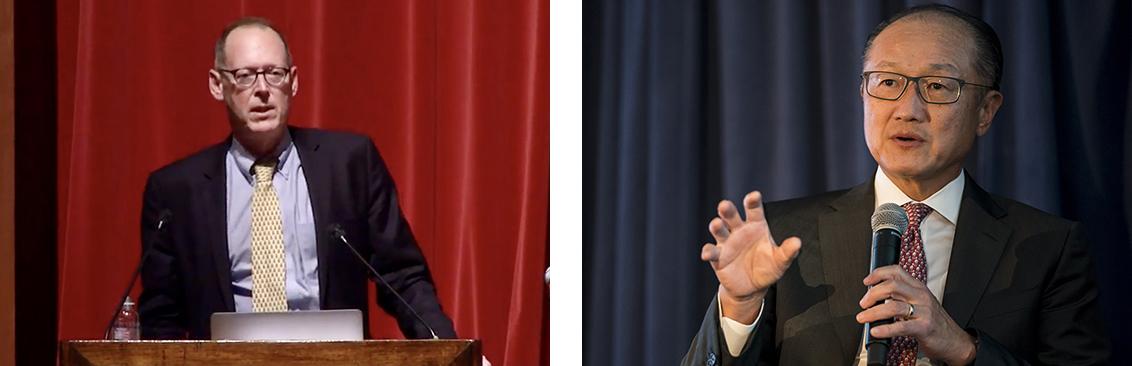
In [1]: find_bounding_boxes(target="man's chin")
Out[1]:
[243,118,283,133]
[878,160,929,180]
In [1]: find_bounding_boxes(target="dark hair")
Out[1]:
[862,4,1003,90]
[214,17,292,68]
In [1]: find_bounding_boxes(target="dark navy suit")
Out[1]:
[682,176,1108,365]
[138,126,455,340]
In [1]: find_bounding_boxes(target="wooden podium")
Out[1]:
[60,339,481,366]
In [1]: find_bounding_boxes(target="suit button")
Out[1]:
[707,352,716,366]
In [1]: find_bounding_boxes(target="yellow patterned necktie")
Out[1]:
[250,159,288,312]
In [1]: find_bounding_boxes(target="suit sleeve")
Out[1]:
[971,223,1109,365]
[137,173,189,339]
[682,290,777,365]
[362,139,457,339]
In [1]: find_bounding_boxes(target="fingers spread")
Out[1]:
[743,191,766,224]
[701,243,720,262]
[718,200,743,230]
[709,218,730,244]
[777,236,802,263]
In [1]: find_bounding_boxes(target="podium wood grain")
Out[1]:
[61,339,482,366]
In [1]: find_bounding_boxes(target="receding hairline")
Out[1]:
[214,18,292,69]
[862,6,1002,89]
[866,12,977,59]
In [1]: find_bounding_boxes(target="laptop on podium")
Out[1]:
[210,309,364,341]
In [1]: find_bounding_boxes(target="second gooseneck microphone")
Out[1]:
[327,224,439,339]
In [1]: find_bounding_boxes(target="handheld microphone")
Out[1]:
[328,224,439,339]
[865,203,908,366]
[105,209,171,339]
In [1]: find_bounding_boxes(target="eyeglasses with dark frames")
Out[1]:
[861,71,994,104]
[216,66,292,88]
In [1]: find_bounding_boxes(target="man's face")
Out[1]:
[862,17,1002,184]
[209,26,298,137]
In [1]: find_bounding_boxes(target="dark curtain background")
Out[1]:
[53,1,548,365]
[583,1,1132,364]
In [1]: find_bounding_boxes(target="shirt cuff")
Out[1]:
[717,292,763,357]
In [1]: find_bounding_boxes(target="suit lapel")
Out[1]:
[817,182,874,363]
[941,175,1010,328]
[199,139,235,311]
[807,173,1008,361]
[291,127,332,305]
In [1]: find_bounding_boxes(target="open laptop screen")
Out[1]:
[210,309,364,341]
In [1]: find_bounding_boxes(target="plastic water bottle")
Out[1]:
[111,296,139,340]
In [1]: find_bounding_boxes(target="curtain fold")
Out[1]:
[55,1,548,365]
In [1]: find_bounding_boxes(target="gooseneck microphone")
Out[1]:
[104,209,172,339]
[328,224,439,339]
[865,203,908,366]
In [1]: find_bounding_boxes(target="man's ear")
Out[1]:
[975,90,1003,136]
[289,66,299,97]
[208,69,225,101]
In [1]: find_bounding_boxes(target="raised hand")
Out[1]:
[700,191,801,323]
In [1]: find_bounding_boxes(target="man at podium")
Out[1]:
[136,17,456,340]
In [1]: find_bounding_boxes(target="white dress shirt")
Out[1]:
[719,168,965,365]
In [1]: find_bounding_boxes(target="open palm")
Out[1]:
[701,191,802,301]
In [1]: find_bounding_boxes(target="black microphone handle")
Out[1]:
[104,210,171,339]
[865,228,902,366]
[330,225,439,339]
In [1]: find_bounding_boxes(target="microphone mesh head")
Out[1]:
[871,202,909,234]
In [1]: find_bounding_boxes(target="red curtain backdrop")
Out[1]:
[54,1,548,365]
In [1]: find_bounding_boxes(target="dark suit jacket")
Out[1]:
[682,175,1108,365]
[138,126,456,340]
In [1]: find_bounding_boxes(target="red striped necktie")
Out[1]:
[887,202,933,366]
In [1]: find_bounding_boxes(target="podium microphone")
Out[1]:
[865,203,908,366]
[328,224,439,339]
[104,209,171,339]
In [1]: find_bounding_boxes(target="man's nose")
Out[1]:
[252,75,271,101]
[892,82,929,123]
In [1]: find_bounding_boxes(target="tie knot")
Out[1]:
[901,202,933,226]
[253,160,277,185]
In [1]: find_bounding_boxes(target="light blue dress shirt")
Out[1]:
[226,131,320,311]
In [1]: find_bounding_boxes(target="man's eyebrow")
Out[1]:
[227,64,286,71]
[870,61,960,73]
[927,63,960,73]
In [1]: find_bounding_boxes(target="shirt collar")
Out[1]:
[229,130,294,184]
[873,168,965,225]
